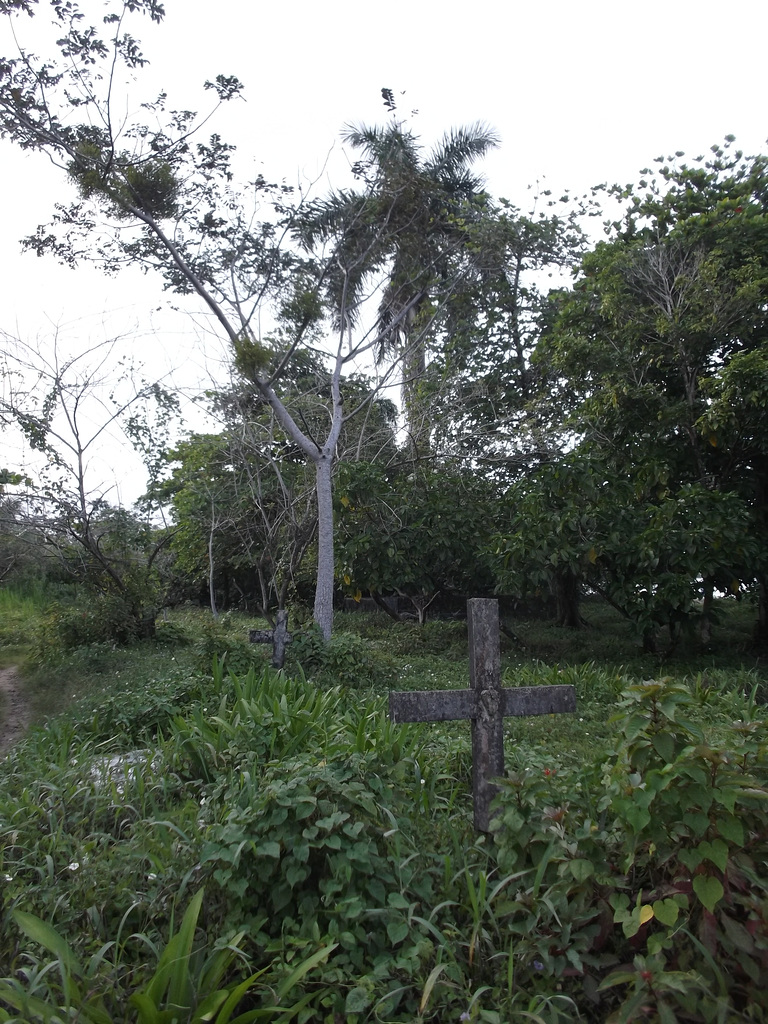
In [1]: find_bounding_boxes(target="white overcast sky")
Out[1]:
[1,0,767,501]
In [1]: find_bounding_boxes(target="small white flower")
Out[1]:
[67,861,80,872]
[2,873,12,882]
[147,873,157,881]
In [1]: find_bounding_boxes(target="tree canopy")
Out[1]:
[2,2,768,651]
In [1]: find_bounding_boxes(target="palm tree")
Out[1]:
[299,120,499,456]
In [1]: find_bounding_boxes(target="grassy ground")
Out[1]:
[1,592,765,742]
[1,591,767,1021]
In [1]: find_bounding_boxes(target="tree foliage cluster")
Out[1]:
[1,1,768,651]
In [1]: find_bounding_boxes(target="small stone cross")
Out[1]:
[389,598,577,831]
[249,609,292,668]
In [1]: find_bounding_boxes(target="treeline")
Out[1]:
[0,3,766,651]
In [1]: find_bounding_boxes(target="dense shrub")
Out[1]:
[288,625,392,687]
[490,679,768,1020]
[190,615,265,676]
[29,594,142,664]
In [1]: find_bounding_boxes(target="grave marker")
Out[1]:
[389,598,576,831]
[249,609,292,668]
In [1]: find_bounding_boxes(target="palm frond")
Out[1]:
[342,122,421,174]
[425,122,500,181]
[296,190,368,247]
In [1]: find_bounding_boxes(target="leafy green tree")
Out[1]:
[425,194,584,477]
[335,461,498,622]
[698,346,768,639]
[494,457,757,645]
[156,430,316,619]
[154,353,399,619]
[0,469,46,587]
[524,139,768,642]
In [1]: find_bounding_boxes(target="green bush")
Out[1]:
[289,626,391,687]
[489,678,768,1020]
[191,616,265,676]
[29,594,143,664]
[4,606,768,1023]
[154,618,194,645]
[0,887,338,1023]
[366,618,467,658]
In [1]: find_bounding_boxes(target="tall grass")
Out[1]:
[0,583,53,664]
[2,598,768,1021]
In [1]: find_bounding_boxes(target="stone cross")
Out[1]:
[249,609,292,669]
[389,598,577,831]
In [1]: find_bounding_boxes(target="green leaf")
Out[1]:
[12,911,82,976]
[678,847,703,872]
[418,964,448,1014]
[256,841,281,859]
[344,987,371,1014]
[716,814,744,847]
[651,731,676,762]
[208,968,271,1024]
[624,803,651,832]
[652,898,679,927]
[682,810,710,837]
[387,919,409,945]
[294,798,316,820]
[387,892,410,909]
[568,858,594,881]
[131,991,162,1024]
[0,984,75,1024]
[692,874,724,912]
[275,942,337,1000]
[720,914,755,954]
[698,838,728,872]
[285,862,308,887]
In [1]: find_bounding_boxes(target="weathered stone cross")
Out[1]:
[249,609,292,669]
[389,598,577,831]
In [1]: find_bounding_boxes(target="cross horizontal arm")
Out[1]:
[249,629,275,643]
[501,685,576,716]
[389,685,576,724]
[389,690,476,723]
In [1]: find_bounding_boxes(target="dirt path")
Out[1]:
[0,666,32,754]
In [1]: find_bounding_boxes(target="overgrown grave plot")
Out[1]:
[3,602,768,1021]
[390,599,576,830]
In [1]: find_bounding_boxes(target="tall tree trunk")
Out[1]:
[402,310,429,460]
[756,574,768,649]
[553,568,583,629]
[754,473,768,648]
[700,576,714,645]
[208,504,219,621]
[313,453,335,640]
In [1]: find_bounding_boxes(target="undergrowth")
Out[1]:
[1,599,767,1021]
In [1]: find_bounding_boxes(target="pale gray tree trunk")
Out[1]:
[313,454,335,640]
[208,497,219,620]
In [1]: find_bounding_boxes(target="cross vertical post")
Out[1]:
[271,609,290,669]
[249,609,292,668]
[468,598,504,831]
